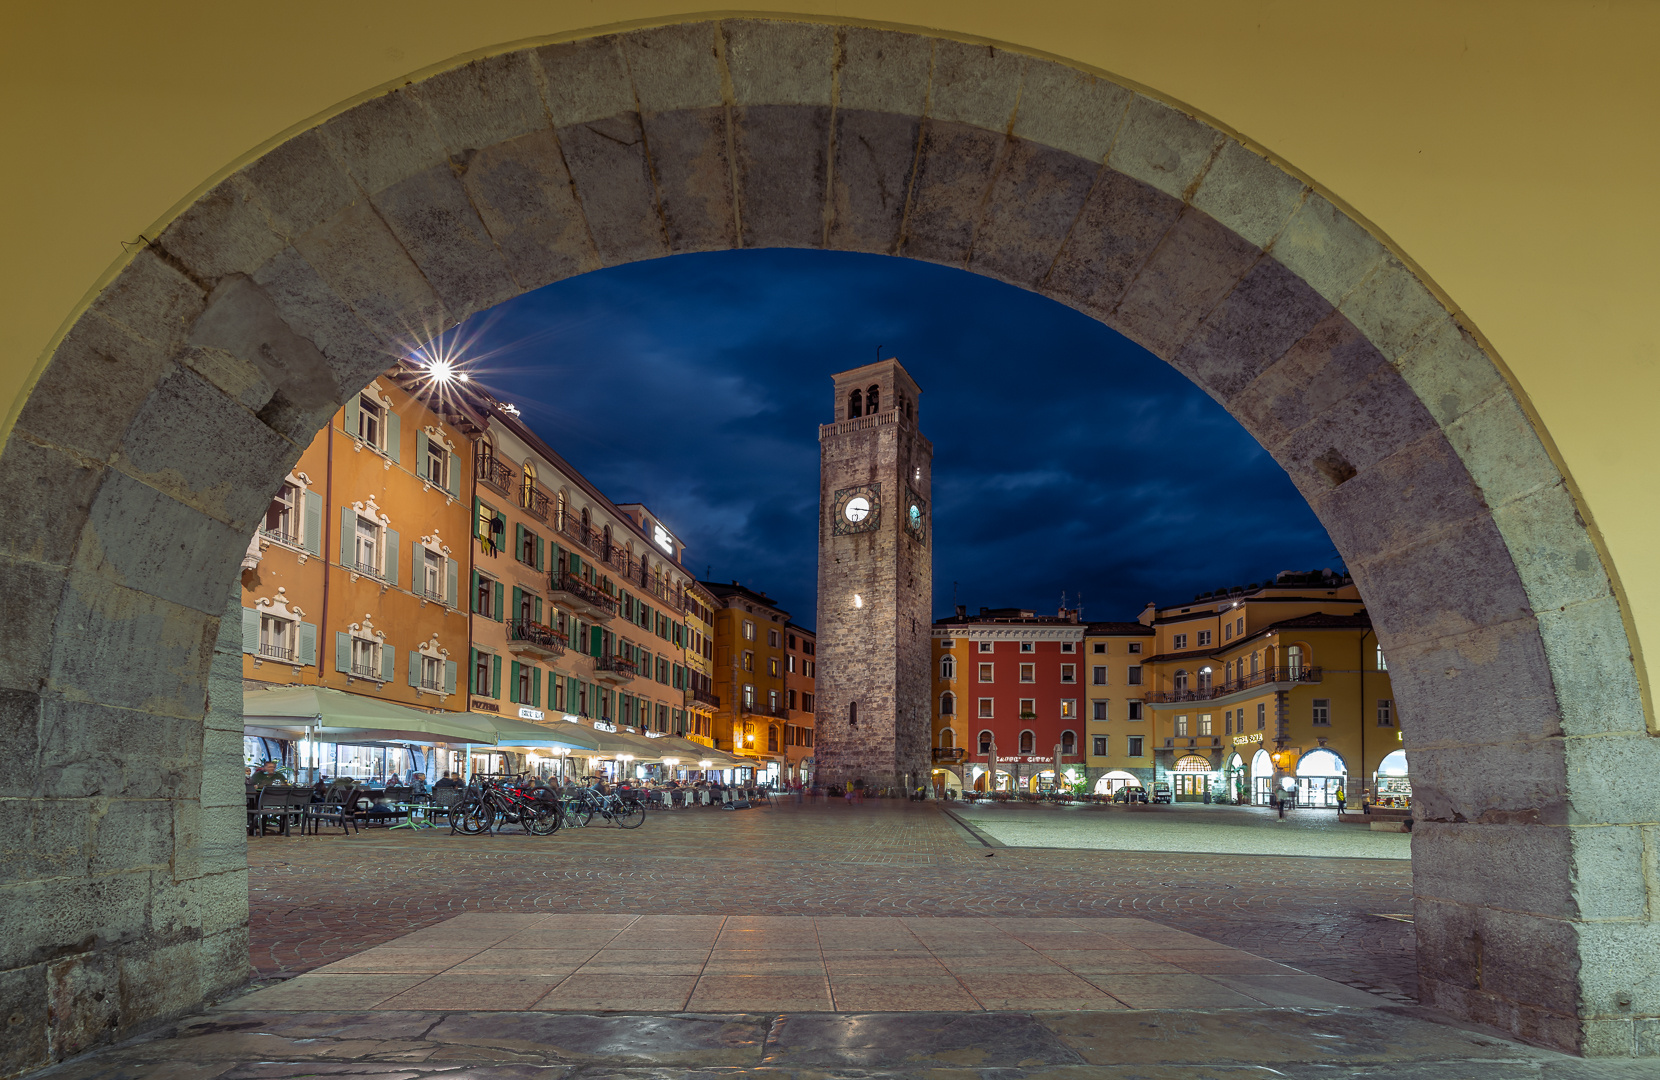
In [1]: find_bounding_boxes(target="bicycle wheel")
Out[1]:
[528,800,561,835]
[455,798,494,835]
[615,800,646,829]
[575,800,596,827]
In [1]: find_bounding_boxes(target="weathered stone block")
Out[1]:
[968,138,1098,288]
[156,174,288,285]
[1042,169,1183,316]
[1535,596,1647,737]
[641,107,737,252]
[38,697,199,800]
[1412,820,1576,918]
[198,924,254,1001]
[1568,826,1652,919]
[826,109,919,253]
[1563,732,1660,825]
[1107,95,1223,202]
[724,19,833,106]
[1355,516,1536,652]
[461,129,602,293]
[1393,315,1507,430]
[73,470,252,616]
[193,804,250,879]
[15,312,178,460]
[0,962,48,1076]
[117,938,204,1028]
[0,436,104,565]
[1311,429,1489,567]
[317,87,447,195]
[0,689,41,799]
[1110,207,1259,359]
[537,36,632,127]
[1192,139,1306,251]
[1445,386,1562,509]
[1577,921,1660,1016]
[1227,311,1390,448]
[1012,62,1131,165]
[1271,363,1440,503]
[556,115,669,265]
[1490,481,1610,615]
[1340,254,1452,363]
[90,799,174,875]
[733,104,829,248]
[49,573,215,717]
[369,164,520,314]
[0,874,150,972]
[927,40,1022,131]
[1414,896,1581,1016]
[1582,1018,1639,1057]
[292,198,449,344]
[251,246,390,399]
[119,367,302,532]
[902,121,1006,266]
[836,27,931,115]
[46,949,120,1061]
[624,23,723,113]
[238,129,359,242]
[413,50,549,152]
[1171,255,1333,402]
[1404,738,1568,825]
[0,558,65,694]
[1272,193,1386,307]
[0,796,89,885]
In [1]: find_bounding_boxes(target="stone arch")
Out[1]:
[1,15,1654,1067]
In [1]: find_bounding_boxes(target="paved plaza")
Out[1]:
[34,801,1652,1078]
[950,800,1414,859]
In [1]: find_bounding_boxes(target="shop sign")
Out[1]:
[517,706,544,721]
[471,699,499,713]
[644,731,666,738]
[1232,732,1263,746]
[593,721,618,732]
[997,755,1053,763]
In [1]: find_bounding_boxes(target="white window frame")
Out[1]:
[1174,633,1188,650]
[1060,664,1076,684]
[940,656,956,679]
[978,663,994,683]
[350,636,381,679]
[1060,729,1077,756]
[1092,665,1108,685]
[1019,697,1036,716]
[1060,699,1076,719]
[1061,641,1075,653]
[1019,663,1035,683]
[1198,630,1212,646]
[1128,701,1144,721]
[1175,714,1189,736]
[1378,698,1394,726]
[978,698,994,719]
[1093,735,1107,757]
[357,394,386,450]
[354,515,382,577]
[425,440,448,488]
[421,654,445,692]
[1128,642,1142,654]
[1019,641,1034,653]
[978,641,994,653]
[263,482,300,547]
[1127,735,1144,757]
[1313,698,1332,725]
[1092,700,1108,722]
[1019,729,1036,754]
[742,620,756,641]
[258,613,296,661]
[1199,712,1213,735]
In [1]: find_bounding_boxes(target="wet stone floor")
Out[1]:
[32,802,1655,1078]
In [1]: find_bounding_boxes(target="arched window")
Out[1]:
[1198,666,1213,691]
[1174,669,1189,692]
[866,384,880,413]
[768,725,779,752]
[940,728,956,748]
[1287,645,1304,679]
[940,692,955,716]
[940,656,955,679]
[849,701,858,725]
[906,398,913,421]
[602,524,612,558]
[848,389,862,418]
[555,490,566,530]
[1061,730,1076,756]
[521,461,536,508]
[978,730,993,754]
[580,506,591,534]
[1019,730,1035,754]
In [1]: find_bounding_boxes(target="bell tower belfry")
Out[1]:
[815,359,933,793]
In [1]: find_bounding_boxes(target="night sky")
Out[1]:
[450,249,1339,630]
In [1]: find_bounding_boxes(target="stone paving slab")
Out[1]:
[226,913,1376,1014]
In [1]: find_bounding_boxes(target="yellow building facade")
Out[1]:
[682,581,720,747]
[706,582,790,781]
[1081,621,1157,793]
[783,623,818,783]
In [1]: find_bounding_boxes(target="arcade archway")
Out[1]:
[2,17,1652,1065]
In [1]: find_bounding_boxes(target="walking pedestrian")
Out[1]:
[1336,784,1347,812]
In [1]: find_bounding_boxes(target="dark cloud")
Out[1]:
[452,249,1338,629]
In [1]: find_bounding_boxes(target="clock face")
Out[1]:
[845,496,871,523]
[904,487,927,542]
[831,484,881,535]
[908,504,921,528]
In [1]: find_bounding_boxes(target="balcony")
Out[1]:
[260,524,301,548]
[556,515,601,556]
[349,662,381,680]
[686,685,720,709]
[476,454,515,497]
[256,642,295,663]
[741,701,788,719]
[508,620,567,660]
[933,746,966,762]
[1143,666,1322,704]
[348,558,383,581]
[550,571,619,619]
[593,653,636,685]
[522,483,549,522]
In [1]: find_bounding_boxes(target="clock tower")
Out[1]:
[816,359,933,794]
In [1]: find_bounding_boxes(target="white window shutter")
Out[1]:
[339,507,355,566]
[408,652,419,687]
[335,632,351,673]
[298,622,317,666]
[380,646,394,683]
[385,411,401,463]
[384,528,400,585]
[241,606,259,654]
[303,491,323,555]
[444,660,457,695]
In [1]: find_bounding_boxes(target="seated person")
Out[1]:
[433,772,462,789]
[408,773,429,794]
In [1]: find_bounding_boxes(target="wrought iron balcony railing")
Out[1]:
[933,747,966,762]
[550,572,619,617]
[257,643,295,662]
[594,654,636,679]
[687,685,720,708]
[521,483,550,522]
[1143,666,1322,703]
[476,454,515,497]
[508,620,567,657]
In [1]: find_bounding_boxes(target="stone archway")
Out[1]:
[2,17,1655,1069]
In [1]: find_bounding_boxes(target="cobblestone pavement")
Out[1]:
[249,800,1417,1002]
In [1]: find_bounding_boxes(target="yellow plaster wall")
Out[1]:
[6,1,1657,697]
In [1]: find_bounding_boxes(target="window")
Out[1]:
[803,692,814,711]
[1174,633,1187,650]
[1224,622,1232,641]
[1236,617,1244,637]
[787,654,796,673]
[1019,663,1035,683]
[1019,698,1036,717]
[258,614,294,661]
[517,662,533,703]
[978,698,993,718]
[743,684,756,708]
[1060,699,1076,719]
[978,663,994,683]
[1198,667,1212,691]
[940,728,955,748]
[941,692,955,716]
[427,440,449,488]
[1175,714,1189,736]
[742,651,753,672]
[978,730,993,754]
[475,573,496,617]
[1019,641,1034,653]
[1198,630,1212,646]
[1378,699,1394,726]
[742,620,756,641]
[420,655,444,692]
[1093,642,1106,654]
[1199,713,1212,735]
[768,628,780,647]
[1312,698,1331,725]
[866,384,880,412]
[1092,665,1107,685]
[1376,645,1388,671]
[1127,666,1143,685]
[1061,641,1075,653]
[1061,730,1076,755]
[356,394,384,448]
[847,388,862,419]
[1127,735,1144,757]
[520,526,537,566]
[940,656,956,679]
[1128,701,1143,720]
[1225,710,1233,734]
[978,641,994,653]
[473,650,491,695]
[1060,664,1075,683]
[354,516,381,576]
[1093,736,1107,756]
[350,636,380,679]
[1128,642,1142,654]
[768,657,780,677]
[1174,670,1189,691]
[847,701,856,725]
[263,483,299,545]
[768,725,779,752]
[1257,703,1266,729]
[421,549,444,601]
[1287,645,1304,679]
[1019,730,1035,754]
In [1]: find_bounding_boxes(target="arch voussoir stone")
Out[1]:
[4,18,1656,1072]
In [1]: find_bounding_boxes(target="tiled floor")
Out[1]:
[229,913,1389,1014]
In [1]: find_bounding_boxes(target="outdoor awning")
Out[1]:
[243,686,500,745]
[483,713,605,751]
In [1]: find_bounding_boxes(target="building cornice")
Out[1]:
[933,626,1084,642]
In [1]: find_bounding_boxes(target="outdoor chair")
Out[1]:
[427,787,464,826]
[250,785,307,837]
[354,791,409,828]
[304,789,360,836]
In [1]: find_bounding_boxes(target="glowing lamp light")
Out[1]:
[426,358,456,384]
[853,594,864,609]
[700,759,713,768]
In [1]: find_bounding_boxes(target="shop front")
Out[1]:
[1223,753,1247,803]
[1250,748,1274,805]
[1171,754,1212,801]
[1092,769,1143,796]
[1294,748,1349,807]
[1373,748,1411,807]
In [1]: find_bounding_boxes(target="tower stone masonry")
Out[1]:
[815,359,933,793]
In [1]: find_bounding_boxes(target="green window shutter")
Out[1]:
[567,676,579,711]
[415,429,427,476]
[590,626,602,657]
[298,622,317,666]
[446,558,459,607]
[531,668,542,706]
[491,654,502,698]
[515,523,524,561]
[509,660,521,704]
[534,534,544,570]
[343,396,360,440]
[241,606,259,654]
[385,411,400,464]
[408,651,419,687]
[444,660,457,695]
[494,581,504,622]
[380,645,394,683]
[469,648,478,694]
[512,586,524,625]
[339,507,356,566]
[447,452,461,498]
[470,569,480,613]
[303,491,323,555]
[384,528,399,585]
[569,552,581,577]
[335,632,351,673]
[472,496,481,540]
[533,596,543,622]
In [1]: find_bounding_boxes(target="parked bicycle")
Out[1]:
[561,784,645,829]
[452,776,561,836]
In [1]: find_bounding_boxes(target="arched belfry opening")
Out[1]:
[0,16,1652,1070]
